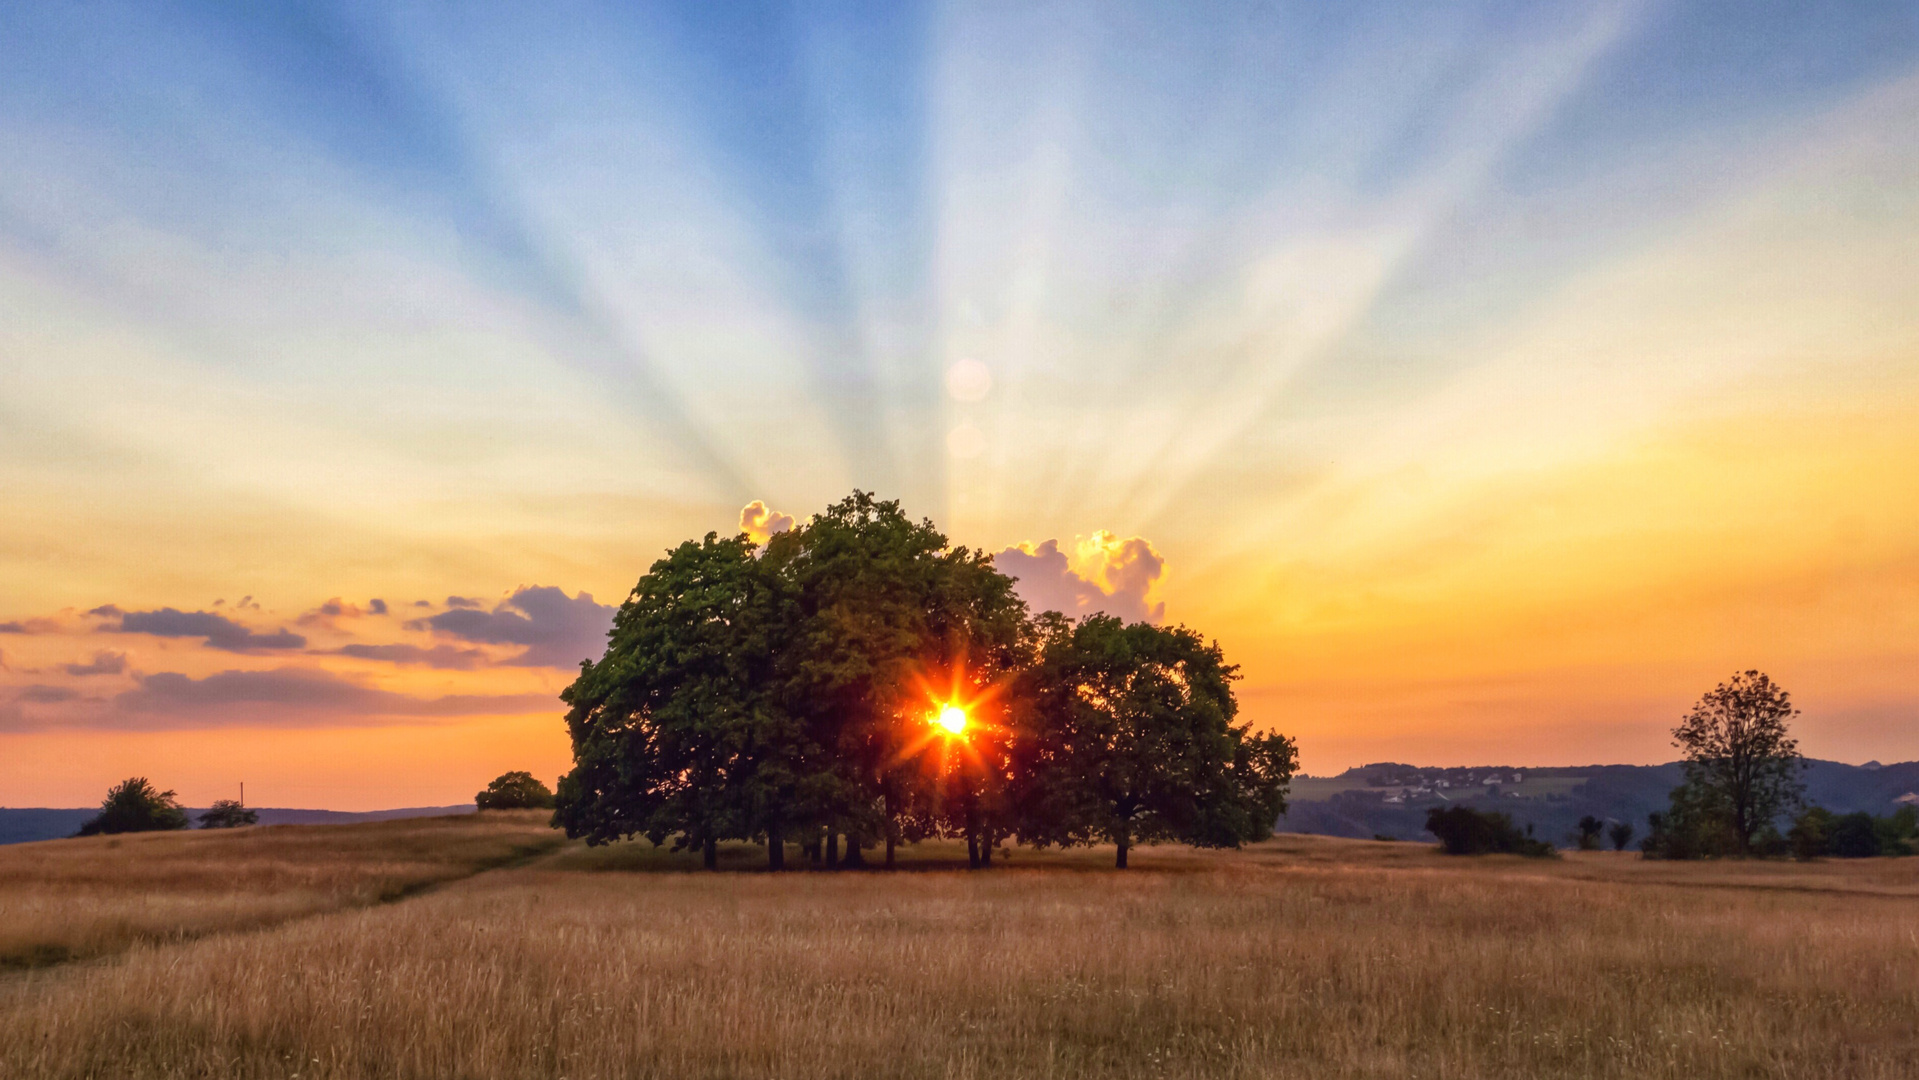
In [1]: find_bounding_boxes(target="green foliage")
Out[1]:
[1607,820,1634,851]
[1668,670,1805,855]
[1788,804,1917,859]
[1015,614,1296,867]
[1424,806,1556,857]
[77,777,188,836]
[553,490,1299,871]
[196,799,258,829]
[475,771,556,811]
[1640,780,1741,859]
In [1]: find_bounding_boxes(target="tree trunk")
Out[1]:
[768,822,785,871]
[966,833,980,869]
[703,836,718,870]
[845,836,866,868]
[885,832,896,869]
[826,831,840,868]
[1116,825,1130,869]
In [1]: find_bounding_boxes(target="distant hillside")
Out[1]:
[1280,760,1919,846]
[0,804,476,846]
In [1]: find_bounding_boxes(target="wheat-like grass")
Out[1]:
[2,832,1913,1079]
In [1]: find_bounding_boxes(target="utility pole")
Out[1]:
[240,781,245,807]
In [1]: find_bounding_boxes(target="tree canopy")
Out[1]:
[476,771,556,811]
[77,777,189,836]
[554,492,1296,869]
[1644,670,1805,858]
[197,799,257,829]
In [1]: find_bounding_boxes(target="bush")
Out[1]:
[1639,783,1741,859]
[77,777,189,836]
[1607,820,1635,851]
[197,799,258,829]
[1425,806,1556,857]
[476,771,556,810]
[1788,805,1915,859]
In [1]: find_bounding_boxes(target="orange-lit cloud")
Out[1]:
[739,500,797,543]
[995,532,1166,624]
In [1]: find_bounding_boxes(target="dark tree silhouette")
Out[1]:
[1575,815,1605,850]
[77,777,188,836]
[1607,820,1634,851]
[197,799,257,829]
[1670,670,1805,855]
[476,771,556,811]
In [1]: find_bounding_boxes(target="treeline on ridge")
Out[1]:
[555,492,1298,869]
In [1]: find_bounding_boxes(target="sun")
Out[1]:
[934,703,968,735]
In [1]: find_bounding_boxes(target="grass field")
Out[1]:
[2,819,1915,1079]
[0,811,562,969]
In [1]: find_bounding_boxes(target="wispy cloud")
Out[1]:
[105,608,306,652]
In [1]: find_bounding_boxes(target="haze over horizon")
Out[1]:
[4,2,1917,810]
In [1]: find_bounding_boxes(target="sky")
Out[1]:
[3,1,1917,809]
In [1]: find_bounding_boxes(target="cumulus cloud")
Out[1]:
[739,500,796,543]
[445,596,482,610]
[109,608,307,652]
[326,643,489,670]
[368,598,389,616]
[65,650,127,676]
[410,586,614,668]
[0,617,61,634]
[994,532,1167,624]
[19,684,80,703]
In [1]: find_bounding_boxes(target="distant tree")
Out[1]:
[77,777,189,836]
[197,799,257,829]
[1826,812,1881,858]
[1668,671,1805,855]
[1607,820,1635,852]
[476,771,557,811]
[1575,815,1604,850]
[1017,615,1296,868]
[1425,805,1556,857]
[1640,781,1740,860]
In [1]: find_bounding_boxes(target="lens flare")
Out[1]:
[934,703,968,735]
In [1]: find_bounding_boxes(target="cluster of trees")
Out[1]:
[74,777,257,836]
[1787,805,1917,859]
[1638,671,1915,861]
[1424,805,1556,857]
[554,492,1298,869]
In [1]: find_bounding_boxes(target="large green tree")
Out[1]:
[763,491,1031,868]
[555,532,802,869]
[1016,615,1296,867]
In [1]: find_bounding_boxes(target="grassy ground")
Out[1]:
[2,825,1914,1079]
[0,811,561,969]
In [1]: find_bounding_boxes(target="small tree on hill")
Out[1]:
[477,770,556,811]
[1668,670,1805,855]
[77,777,188,836]
[198,799,258,829]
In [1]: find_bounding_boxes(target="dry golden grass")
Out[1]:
[0,811,561,969]
[4,828,1916,1078]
